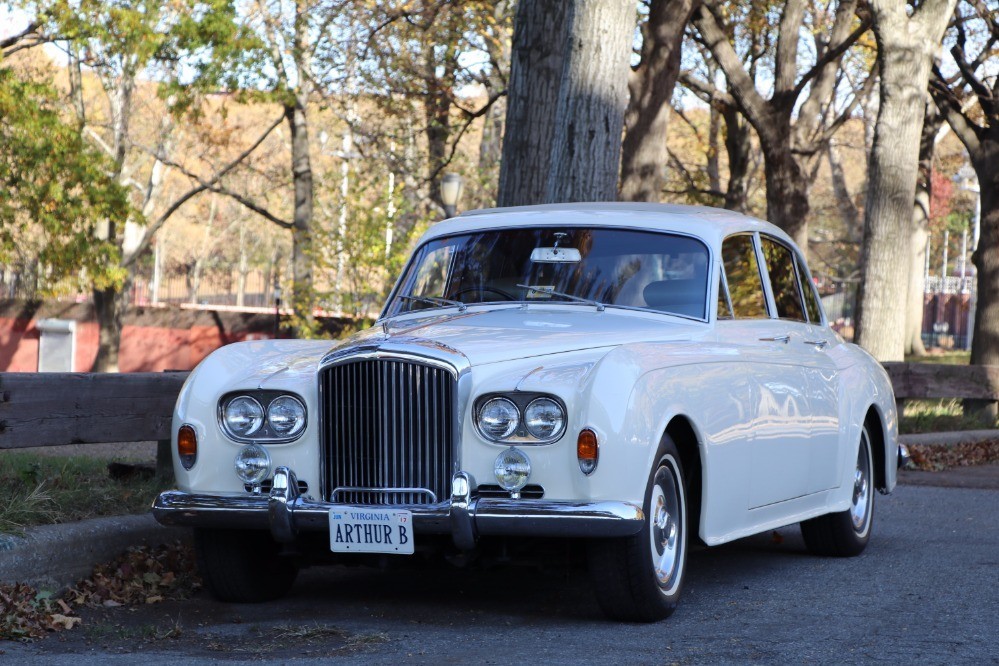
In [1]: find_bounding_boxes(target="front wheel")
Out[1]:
[195,528,299,602]
[800,426,875,557]
[587,435,688,622]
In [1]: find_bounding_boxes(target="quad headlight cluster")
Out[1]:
[219,391,307,443]
[219,391,306,486]
[474,393,567,444]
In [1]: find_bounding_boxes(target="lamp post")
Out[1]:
[440,173,464,218]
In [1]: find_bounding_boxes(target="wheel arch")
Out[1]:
[864,405,888,492]
[664,415,703,542]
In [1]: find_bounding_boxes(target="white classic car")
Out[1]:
[154,203,900,622]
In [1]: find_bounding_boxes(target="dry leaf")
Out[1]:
[49,614,82,630]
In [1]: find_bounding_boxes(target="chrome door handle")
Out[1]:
[804,339,829,349]
[760,335,790,343]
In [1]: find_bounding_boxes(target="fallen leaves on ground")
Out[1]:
[0,583,78,641]
[908,440,999,471]
[68,541,200,608]
[1,542,199,642]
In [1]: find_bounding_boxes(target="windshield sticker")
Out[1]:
[526,285,555,299]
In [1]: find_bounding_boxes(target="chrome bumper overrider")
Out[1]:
[153,467,644,550]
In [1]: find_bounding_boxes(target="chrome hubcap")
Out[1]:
[648,461,683,591]
[850,432,872,533]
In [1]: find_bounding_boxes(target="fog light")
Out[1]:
[177,424,197,470]
[577,428,599,475]
[235,443,271,484]
[494,447,531,494]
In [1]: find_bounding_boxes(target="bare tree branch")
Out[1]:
[124,114,287,267]
[0,22,46,57]
[930,68,984,155]
[692,2,774,140]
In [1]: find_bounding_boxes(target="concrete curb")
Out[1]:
[899,429,999,447]
[0,513,190,592]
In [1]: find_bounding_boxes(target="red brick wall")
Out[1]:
[0,300,353,372]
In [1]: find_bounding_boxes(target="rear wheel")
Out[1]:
[588,435,688,622]
[194,528,299,602]
[800,426,875,557]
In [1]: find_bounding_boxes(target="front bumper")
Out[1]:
[153,467,645,550]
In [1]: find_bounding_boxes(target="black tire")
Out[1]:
[800,425,875,557]
[194,528,299,602]
[588,434,688,622]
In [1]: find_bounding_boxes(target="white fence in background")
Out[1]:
[924,275,976,295]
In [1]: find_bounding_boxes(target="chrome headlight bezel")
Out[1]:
[473,392,567,445]
[219,391,308,444]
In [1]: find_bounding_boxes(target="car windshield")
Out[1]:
[385,227,710,319]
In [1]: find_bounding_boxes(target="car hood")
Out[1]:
[332,306,704,367]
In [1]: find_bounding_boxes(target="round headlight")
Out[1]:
[524,397,566,440]
[494,447,531,492]
[477,397,520,440]
[234,443,271,484]
[224,396,264,437]
[267,395,306,437]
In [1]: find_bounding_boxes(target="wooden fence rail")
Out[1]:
[882,362,999,415]
[0,363,997,453]
[0,372,189,450]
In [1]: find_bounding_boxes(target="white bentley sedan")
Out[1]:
[154,203,899,622]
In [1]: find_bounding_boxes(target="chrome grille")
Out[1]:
[320,358,456,505]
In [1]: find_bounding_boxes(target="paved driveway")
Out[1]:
[5,483,998,664]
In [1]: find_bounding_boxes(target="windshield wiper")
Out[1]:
[517,284,605,312]
[400,295,467,312]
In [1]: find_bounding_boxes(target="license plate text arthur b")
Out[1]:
[329,508,414,555]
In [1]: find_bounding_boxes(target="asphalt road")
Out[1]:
[4,483,997,665]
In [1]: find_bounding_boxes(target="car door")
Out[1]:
[715,233,812,509]
[759,236,842,498]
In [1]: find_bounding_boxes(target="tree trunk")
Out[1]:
[761,137,810,251]
[619,0,699,202]
[545,0,636,203]
[854,1,956,361]
[706,100,722,195]
[496,0,570,206]
[90,277,131,373]
[971,164,999,366]
[723,104,752,212]
[478,98,505,177]
[905,104,944,357]
[826,139,861,241]
[286,97,315,331]
[237,222,248,308]
[424,49,453,212]
[90,70,135,371]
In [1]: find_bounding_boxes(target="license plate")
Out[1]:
[329,507,414,555]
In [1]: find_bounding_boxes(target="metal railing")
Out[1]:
[925,275,976,295]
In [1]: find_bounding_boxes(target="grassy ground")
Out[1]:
[904,350,970,365]
[899,398,999,434]
[0,452,170,536]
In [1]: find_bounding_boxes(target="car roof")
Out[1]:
[422,202,797,250]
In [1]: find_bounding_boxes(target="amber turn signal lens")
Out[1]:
[178,425,198,470]
[577,428,598,475]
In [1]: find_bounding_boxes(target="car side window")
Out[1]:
[720,234,768,318]
[761,237,805,321]
[796,255,823,324]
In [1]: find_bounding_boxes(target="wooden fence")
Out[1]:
[882,362,999,415]
[0,372,189,473]
[0,363,997,456]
